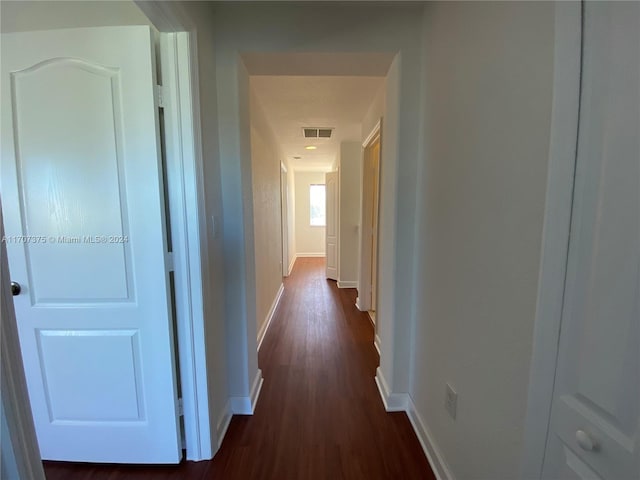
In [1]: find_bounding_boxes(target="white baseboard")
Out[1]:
[257,284,284,351]
[355,296,366,311]
[337,280,358,288]
[296,252,325,257]
[374,367,409,412]
[288,255,296,275]
[374,334,381,355]
[406,397,455,480]
[229,369,264,415]
[215,399,232,450]
[373,366,454,480]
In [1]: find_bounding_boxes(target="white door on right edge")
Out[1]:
[541,2,639,479]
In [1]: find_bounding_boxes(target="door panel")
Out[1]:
[281,169,289,276]
[1,27,181,463]
[37,330,143,422]
[542,3,639,479]
[13,58,132,303]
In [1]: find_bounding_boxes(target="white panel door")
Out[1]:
[326,171,338,280]
[281,169,289,276]
[0,27,181,463]
[541,3,639,479]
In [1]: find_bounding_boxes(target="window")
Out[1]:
[309,184,326,226]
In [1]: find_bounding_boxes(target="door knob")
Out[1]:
[576,429,597,451]
[10,281,21,296]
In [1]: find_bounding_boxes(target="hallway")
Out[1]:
[44,258,435,479]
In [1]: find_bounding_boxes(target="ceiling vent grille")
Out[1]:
[303,127,333,139]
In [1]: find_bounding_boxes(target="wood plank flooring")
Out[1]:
[44,257,435,479]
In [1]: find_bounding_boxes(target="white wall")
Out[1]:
[249,89,284,338]
[410,2,556,479]
[294,171,326,256]
[0,1,152,31]
[338,142,361,284]
[167,2,231,454]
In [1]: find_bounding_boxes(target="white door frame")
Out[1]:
[136,1,214,460]
[357,119,382,313]
[137,1,214,460]
[158,31,212,461]
[519,2,582,478]
[1,203,46,480]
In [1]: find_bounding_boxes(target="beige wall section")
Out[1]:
[294,171,326,256]
[410,2,555,479]
[0,1,152,32]
[249,89,284,338]
[337,142,362,285]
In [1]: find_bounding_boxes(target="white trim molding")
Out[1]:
[373,359,455,480]
[520,2,582,478]
[215,400,232,450]
[257,283,284,351]
[295,253,326,258]
[229,370,264,415]
[374,367,409,412]
[406,398,455,480]
[0,206,45,480]
[373,363,455,480]
[288,255,297,276]
[337,280,358,288]
[159,31,212,461]
[374,334,381,356]
[362,118,382,148]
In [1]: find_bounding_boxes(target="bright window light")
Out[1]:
[309,184,326,226]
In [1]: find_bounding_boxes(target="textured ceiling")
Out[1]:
[250,75,385,171]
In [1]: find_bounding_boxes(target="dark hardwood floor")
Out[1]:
[44,257,435,479]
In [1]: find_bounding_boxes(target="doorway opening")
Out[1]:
[358,121,382,326]
[245,57,392,362]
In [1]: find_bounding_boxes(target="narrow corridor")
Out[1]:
[44,258,434,479]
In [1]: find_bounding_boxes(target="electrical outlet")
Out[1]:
[445,383,457,420]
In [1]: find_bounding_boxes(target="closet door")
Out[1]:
[541,2,639,479]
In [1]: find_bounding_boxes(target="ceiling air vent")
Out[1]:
[302,127,333,139]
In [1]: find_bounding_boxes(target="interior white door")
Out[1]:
[281,168,289,276]
[369,139,381,312]
[325,171,338,280]
[0,26,181,463]
[541,3,639,479]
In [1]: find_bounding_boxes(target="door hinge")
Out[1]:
[166,252,175,272]
[155,84,168,108]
